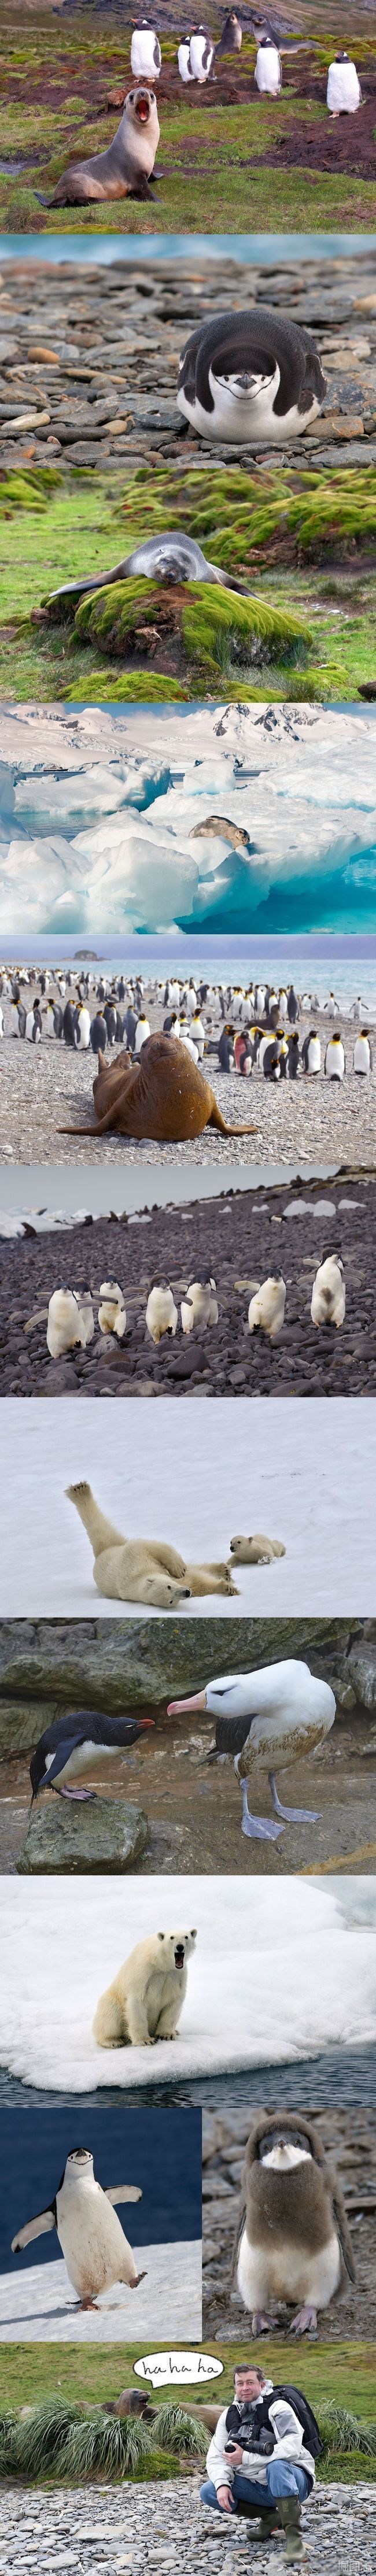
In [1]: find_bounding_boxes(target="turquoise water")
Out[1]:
[1,233,374,263]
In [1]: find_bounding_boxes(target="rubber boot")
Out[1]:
[278,2497,304,2562]
[247,2512,281,2542]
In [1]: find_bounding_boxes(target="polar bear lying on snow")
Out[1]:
[67,1482,238,1607]
[93,1929,197,2048]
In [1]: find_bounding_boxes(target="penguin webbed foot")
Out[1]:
[57,1785,98,1802]
[252,2309,279,2334]
[268,1772,321,1825]
[289,2304,318,2337]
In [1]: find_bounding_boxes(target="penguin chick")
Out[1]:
[180,1277,218,1334]
[146,1282,178,1344]
[73,1286,95,1347]
[248,1275,286,1339]
[233,2110,356,2336]
[46,1287,86,1360]
[98,1279,127,1339]
[311,1255,345,1330]
[12,2147,146,2308]
[229,1534,286,1564]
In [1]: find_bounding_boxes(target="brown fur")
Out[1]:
[233,2110,356,2293]
[59,1033,258,1142]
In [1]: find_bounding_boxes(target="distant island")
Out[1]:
[73,949,101,960]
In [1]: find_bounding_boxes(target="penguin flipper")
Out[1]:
[40,1734,89,1787]
[333,2193,356,2285]
[105,2185,142,2204]
[12,2208,56,2251]
[24,1309,49,1333]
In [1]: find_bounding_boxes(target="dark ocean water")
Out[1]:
[1,2045,375,2118]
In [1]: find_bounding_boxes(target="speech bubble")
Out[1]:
[134,2351,224,2390]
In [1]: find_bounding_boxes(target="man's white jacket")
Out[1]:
[205,2383,315,2494]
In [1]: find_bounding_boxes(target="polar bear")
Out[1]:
[93,1929,197,2048]
[66,1483,238,1605]
[229,1534,286,1565]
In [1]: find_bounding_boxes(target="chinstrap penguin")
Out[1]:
[12,2148,146,2307]
[176,307,327,445]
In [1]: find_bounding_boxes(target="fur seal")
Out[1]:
[177,307,327,444]
[58,1032,259,1142]
[47,531,249,611]
[42,86,160,206]
[215,12,242,54]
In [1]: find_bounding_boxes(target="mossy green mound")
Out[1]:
[59,573,311,679]
[67,671,190,702]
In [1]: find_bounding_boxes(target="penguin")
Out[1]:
[123,1004,138,1049]
[178,35,194,79]
[277,1034,289,1078]
[177,308,327,446]
[90,1010,108,1054]
[130,22,161,80]
[180,1033,199,1063]
[311,1254,345,1330]
[189,1012,205,1058]
[234,1031,252,1076]
[327,51,362,115]
[25,1000,42,1043]
[218,1024,235,1071]
[98,1279,127,1340]
[73,1285,95,1346]
[16,1002,27,1038]
[248,1274,286,1339]
[255,984,266,1016]
[287,983,298,1023]
[167,1657,336,1842]
[135,1012,150,1052]
[46,1287,86,1361]
[278,987,288,1017]
[145,1282,178,1343]
[189,25,215,80]
[0,1002,3,1038]
[104,1002,118,1049]
[301,1030,320,1076]
[255,36,282,94]
[45,1000,57,1039]
[12,2148,146,2308]
[260,1039,280,1080]
[62,1000,78,1048]
[353,1030,372,1076]
[75,1004,91,1050]
[234,2111,356,2336]
[215,11,242,54]
[180,1276,218,1334]
[287,1030,300,1078]
[325,1033,345,1080]
[28,1707,154,1805]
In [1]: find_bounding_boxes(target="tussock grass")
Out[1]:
[153,2405,208,2457]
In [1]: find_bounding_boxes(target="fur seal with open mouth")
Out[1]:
[58,1032,259,1142]
[41,86,160,205]
[47,531,249,610]
[177,306,327,444]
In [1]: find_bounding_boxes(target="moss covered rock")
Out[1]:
[47,575,311,683]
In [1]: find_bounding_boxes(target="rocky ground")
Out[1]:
[1,1169,375,1398]
[1,251,376,473]
[0,2481,375,2573]
[1,990,375,1169]
[202,2105,376,2344]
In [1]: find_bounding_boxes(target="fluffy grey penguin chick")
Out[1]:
[233,2111,356,2335]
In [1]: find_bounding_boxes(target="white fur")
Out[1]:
[248,1276,286,1339]
[237,2223,341,2314]
[47,1289,85,1360]
[311,1256,345,1329]
[93,1929,197,2048]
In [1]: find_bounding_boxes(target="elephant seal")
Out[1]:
[42,86,160,205]
[58,1032,258,1142]
[47,531,249,610]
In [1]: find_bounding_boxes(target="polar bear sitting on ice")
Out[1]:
[93,1929,197,2048]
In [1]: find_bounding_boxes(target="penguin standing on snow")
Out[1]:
[301,1030,320,1076]
[28,1708,155,1806]
[234,2111,356,2337]
[12,2147,146,2307]
[325,1032,345,1080]
[255,37,282,95]
[177,308,327,445]
[327,51,362,115]
[353,1030,372,1076]
[130,23,162,80]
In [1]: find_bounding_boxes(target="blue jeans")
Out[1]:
[200,2463,309,2516]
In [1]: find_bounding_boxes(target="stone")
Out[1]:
[347,1652,376,1709]
[16,1795,149,1874]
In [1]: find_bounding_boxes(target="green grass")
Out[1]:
[0,14,374,231]
[0,466,375,705]
[0,2343,375,2486]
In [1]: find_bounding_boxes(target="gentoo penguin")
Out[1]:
[255,37,282,94]
[168,1657,336,1841]
[248,1274,286,1339]
[46,1287,86,1360]
[98,1279,127,1339]
[135,1011,150,1052]
[29,1707,154,1805]
[325,1032,345,1080]
[75,1004,91,1050]
[234,2111,356,2336]
[62,999,77,1048]
[311,1254,345,1330]
[12,2148,146,2308]
[353,1030,372,1075]
[130,22,161,80]
[178,36,194,80]
[25,1000,42,1043]
[73,1285,95,1346]
[189,25,215,80]
[146,1282,178,1343]
[180,1276,218,1334]
[177,308,327,445]
[301,1030,320,1076]
[327,51,362,115]
[90,1009,108,1054]
[216,10,242,53]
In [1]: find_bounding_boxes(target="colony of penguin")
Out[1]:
[130,21,363,113]
[28,1249,346,1367]
[1,969,372,1084]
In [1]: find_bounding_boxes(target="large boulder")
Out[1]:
[17,1796,149,1875]
[0,1616,366,1753]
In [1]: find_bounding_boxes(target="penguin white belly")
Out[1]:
[237,2226,341,2311]
[178,364,320,445]
[255,48,281,92]
[240,1708,329,1775]
[327,63,360,112]
[57,2183,132,2297]
[45,1740,116,1783]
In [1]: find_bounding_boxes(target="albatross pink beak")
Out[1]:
[167,1691,207,1715]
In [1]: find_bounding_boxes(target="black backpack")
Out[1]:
[272,2386,323,2461]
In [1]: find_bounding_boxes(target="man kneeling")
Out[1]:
[200,2361,316,2560]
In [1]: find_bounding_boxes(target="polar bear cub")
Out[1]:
[229,1533,286,1565]
[93,1929,197,2049]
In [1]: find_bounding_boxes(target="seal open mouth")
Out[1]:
[174,1944,185,1970]
[135,94,150,119]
